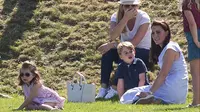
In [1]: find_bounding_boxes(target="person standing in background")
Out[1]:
[181,0,200,107]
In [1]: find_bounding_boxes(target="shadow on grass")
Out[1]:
[96,95,119,103]
[1,0,18,15]
[154,106,188,111]
[0,0,38,59]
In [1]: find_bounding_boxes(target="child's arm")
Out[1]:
[138,73,146,87]
[17,83,41,110]
[117,79,125,99]
[184,10,200,48]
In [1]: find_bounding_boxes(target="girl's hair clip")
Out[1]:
[22,61,37,70]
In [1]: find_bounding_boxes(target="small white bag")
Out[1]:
[67,72,95,102]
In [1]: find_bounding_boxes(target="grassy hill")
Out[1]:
[0,0,189,94]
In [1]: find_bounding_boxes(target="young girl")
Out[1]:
[181,0,200,107]
[15,61,65,111]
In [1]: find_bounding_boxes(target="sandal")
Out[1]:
[135,95,154,104]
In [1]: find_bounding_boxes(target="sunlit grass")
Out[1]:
[0,1,192,112]
[0,92,199,112]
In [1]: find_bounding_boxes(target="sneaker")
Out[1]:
[104,87,118,99]
[186,104,200,108]
[135,95,154,104]
[95,88,108,99]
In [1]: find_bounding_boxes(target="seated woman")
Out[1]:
[120,20,188,104]
[96,0,151,99]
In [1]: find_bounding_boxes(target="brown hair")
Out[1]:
[182,0,200,10]
[117,5,126,33]
[117,41,135,56]
[18,61,41,85]
[150,20,171,64]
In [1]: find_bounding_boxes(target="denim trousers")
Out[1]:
[185,29,200,61]
[100,48,150,86]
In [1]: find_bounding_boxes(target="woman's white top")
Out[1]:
[111,10,151,50]
[155,41,188,103]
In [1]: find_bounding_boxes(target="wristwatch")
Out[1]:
[112,42,118,48]
[148,91,153,95]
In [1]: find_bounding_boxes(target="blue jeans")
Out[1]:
[185,29,200,61]
[100,48,150,86]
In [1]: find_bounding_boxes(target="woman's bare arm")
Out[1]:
[149,49,179,93]
[130,23,149,46]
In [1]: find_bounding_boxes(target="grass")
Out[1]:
[0,0,190,95]
[0,92,200,112]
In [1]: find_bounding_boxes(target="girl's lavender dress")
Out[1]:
[23,83,65,108]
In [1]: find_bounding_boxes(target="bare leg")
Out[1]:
[190,59,200,105]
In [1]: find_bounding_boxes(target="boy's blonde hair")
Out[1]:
[117,41,135,56]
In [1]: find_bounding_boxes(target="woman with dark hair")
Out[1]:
[119,20,188,104]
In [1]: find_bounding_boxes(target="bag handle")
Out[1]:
[72,71,87,84]
[76,71,87,84]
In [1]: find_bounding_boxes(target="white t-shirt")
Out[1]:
[111,10,151,50]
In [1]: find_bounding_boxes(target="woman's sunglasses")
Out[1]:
[20,73,31,77]
[123,4,138,8]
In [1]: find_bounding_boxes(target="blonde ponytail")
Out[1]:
[117,5,127,33]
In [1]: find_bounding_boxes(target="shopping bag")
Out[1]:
[67,72,95,102]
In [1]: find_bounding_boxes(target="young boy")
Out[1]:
[116,41,149,98]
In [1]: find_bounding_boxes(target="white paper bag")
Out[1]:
[67,72,95,102]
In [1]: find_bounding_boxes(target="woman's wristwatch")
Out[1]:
[111,41,118,48]
[148,91,153,95]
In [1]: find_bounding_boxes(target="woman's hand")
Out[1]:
[98,42,115,55]
[124,8,138,21]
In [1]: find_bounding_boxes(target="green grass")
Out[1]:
[0,0,190,95]
[0,92,199,112]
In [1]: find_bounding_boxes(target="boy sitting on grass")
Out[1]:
[116,41,149,98]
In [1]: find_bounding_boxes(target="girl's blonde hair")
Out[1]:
[117,41,135,56]
[18,61,41,85]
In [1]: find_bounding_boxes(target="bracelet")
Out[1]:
[113,42,117,48]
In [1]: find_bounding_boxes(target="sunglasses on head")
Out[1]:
[20,72,31,77]
[123,4,137,8]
